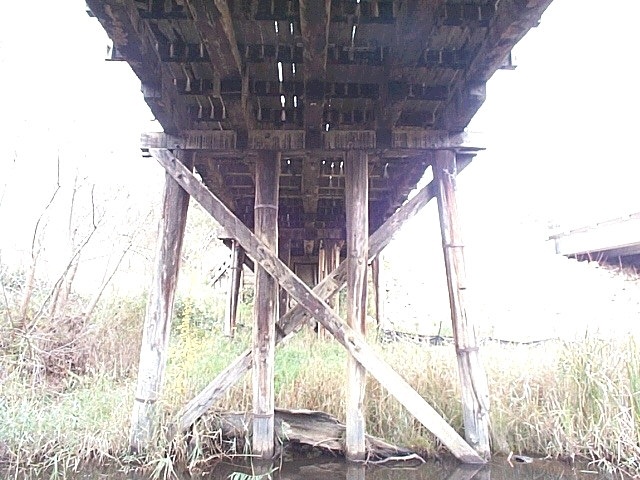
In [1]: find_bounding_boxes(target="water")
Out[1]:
[13,457,630,480]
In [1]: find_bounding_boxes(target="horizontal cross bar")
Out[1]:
[141,130,483,152]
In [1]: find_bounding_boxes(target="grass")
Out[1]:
[1,297,640,477]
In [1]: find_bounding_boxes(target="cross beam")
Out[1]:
[151,149,483,464]
[171,175,442,437]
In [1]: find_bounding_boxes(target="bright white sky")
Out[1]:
[0,0,639,298]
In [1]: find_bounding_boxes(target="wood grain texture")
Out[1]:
[224,240,243,337]
[203,408,415,460]
[344,150,368,460]
[129,154,192,452]
[435,150,490,460]
[172,156,471,436]
[153,149,483,463]
[252,151,280,458]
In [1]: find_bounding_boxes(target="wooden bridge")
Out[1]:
[85,0,553,463]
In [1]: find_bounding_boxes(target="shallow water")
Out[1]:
[11,457,631,480]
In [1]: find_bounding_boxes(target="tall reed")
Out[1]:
[2,304,639,476]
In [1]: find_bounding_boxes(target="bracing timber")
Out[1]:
[152,148,484,464]
[86,0,554,463]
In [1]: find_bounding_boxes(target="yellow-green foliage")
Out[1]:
[2,303,640,477]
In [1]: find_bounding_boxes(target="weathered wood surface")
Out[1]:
[153,149,483,463]
[344,150,368,460]
[201,409,415,460]
[299,0,331,140]
[183,0,253,132]
[172,156,471,436]
[326,240,342,314]
[278,237,292,315]
[316,242,328,338]
[252,151,280,458]
[435,150,490,460]
[141,131,478,152]
[371,253,386,331]
[129,154,192,452]
[224,240,243,337]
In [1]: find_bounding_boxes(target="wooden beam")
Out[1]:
[280,227,343,242]
[152,149,484,463]
[371,253,385,331]
[299,0,331,143]
[379,0,446,129]
[86,0,190,132]
[440,0,552,131]
[194,156,237,212]
[438,83,487,132]
[344,150,368,460]
[206,408,414,459]
[224,240,244,337]
[183,0,242,77]
[301,158,320,215]
[278,237,292,315]
[181,78,449,101]
[468,0,553,84]
[326,240,343,315]
[129,153,192,452]
[140,130,480,152]
[316,241,328,338]
[435,150,490,460]
[172,156,471,436]
[438,3,496,27]
[252,151,280,458]
[184,0,253,132]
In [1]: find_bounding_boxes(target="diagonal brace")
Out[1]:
[172,166,447,438]
[152,149,482,463]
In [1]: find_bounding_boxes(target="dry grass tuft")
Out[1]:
[2,298,639,476]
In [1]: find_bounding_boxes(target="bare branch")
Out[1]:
[0,255,15,329]
[82,234,136,320]
[29,220,99,328]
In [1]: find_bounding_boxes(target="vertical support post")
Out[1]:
[327,240,343,313]
[435,149,491,460]
[344,150,368,461]
[129,152,192,452]
[371,253,386,331]
[224,240,244,337]
[316,241,327,338]
[278,237,291,315]
[252,151,280,458]
[318,241,328,282]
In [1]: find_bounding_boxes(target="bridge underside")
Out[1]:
[552,214,640,268]
[86,0,553,463]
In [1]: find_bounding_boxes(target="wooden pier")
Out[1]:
[86,0,553,463]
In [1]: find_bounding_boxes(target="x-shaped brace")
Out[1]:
[151,149,482,464]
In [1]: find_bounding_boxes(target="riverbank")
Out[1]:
[1,305,639,477]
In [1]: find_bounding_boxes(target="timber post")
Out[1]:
[278,237,291,315]
[317,241,328,338]
[371,253,385,332]
[344,149,368,461]
[252,150,280,458]
[224,240,244,338]
[435,149,491,460]
[129,152,192,452]
[153,149,485,464]
[326,239,342,313]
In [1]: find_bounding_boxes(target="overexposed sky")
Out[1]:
[466,0,640,227]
